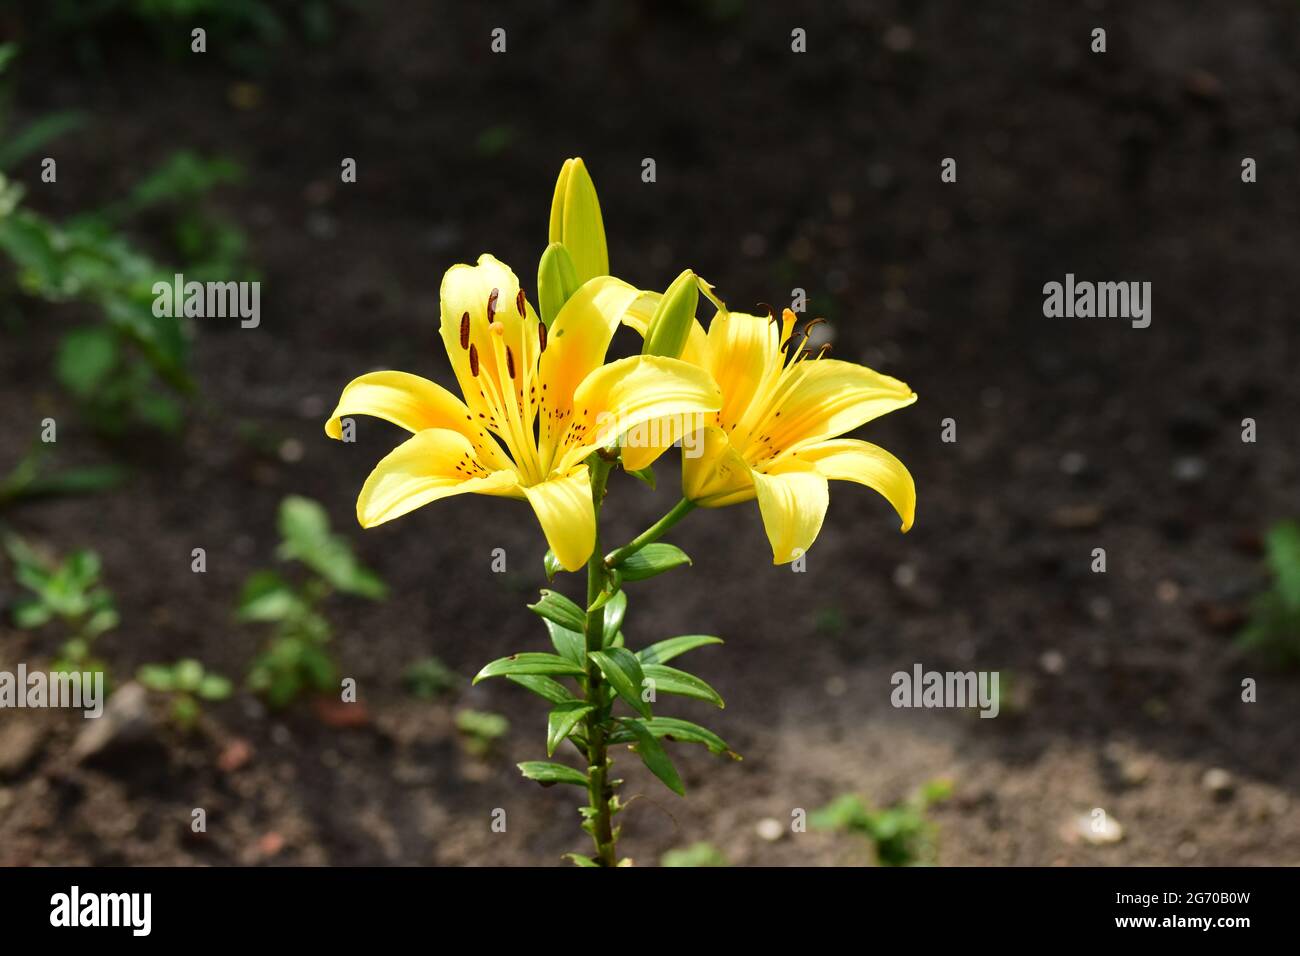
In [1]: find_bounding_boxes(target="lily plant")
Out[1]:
[326,158,917,866]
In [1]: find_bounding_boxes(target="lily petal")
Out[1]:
[356,429,518,528]
[751,462,830,565]
[790,439,916,532]
[681,425,756,506]
[704,310,783,430]
[553,355,722,474]
[537,275,649,456]
[763,359,916,455]
[521,470,596,572]
[437,253,536,424]
[325,370,511,470]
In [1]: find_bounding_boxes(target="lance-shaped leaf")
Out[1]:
[528,589,586,632]
[544,619,586,668]
[642,269,699,360]
[608,716,738,759]
[507,674,574,704]
[618,718,685,796]
[537,241,581,327]
[588,647,652,718]
[548,157,608,283]
[612,543,692,582]
[637,634,723,666]
[641,663,724,708]
[602,589,627,646]
[563,852,600,867]
[547,701,594,756]
[473,652,586,684]
[518,761,588,788]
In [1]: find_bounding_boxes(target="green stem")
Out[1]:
[582,456,617,866]
[604,497,696,568]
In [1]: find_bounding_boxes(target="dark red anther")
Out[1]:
[459,311,470,349]
[469,344,480,376]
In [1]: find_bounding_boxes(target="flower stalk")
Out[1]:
[604,497,696,569]
[582,454,618,865]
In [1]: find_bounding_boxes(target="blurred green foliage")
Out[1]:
[404,656,458,700]
[811,778,953,866]
[240,496,386,707]
[138,657,233,729]
[31,0,353,69]
[456,709,509,758]
[1238,521,1300,666]
[660,841,728,867]
[0,45,251,435]
[4,532,118,680]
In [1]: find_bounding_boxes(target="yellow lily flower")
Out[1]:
[325,254,722,572]
[626,302,917,564]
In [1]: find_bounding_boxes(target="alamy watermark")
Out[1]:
[1043,273,1150,328]
[891,663,1000,718]
[153,273,260,328]
[0,664,104,718]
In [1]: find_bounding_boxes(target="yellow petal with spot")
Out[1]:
[790,438,916,532]
[521,469,596,572]
[751,462,829,565]
[537,275,649,456]
[437,254,536,425]
[356,429,518,528]
[552,355,722,474]
[324,370,511,470]
[763,359,916,455]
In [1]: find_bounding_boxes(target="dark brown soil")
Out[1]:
[1,1,1298,866]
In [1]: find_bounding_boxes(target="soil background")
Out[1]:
[1,1,1298,866]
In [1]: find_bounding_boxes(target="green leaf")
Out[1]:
[612,543,692,582]
[544,619,586,668]
[174,658,204,693]
[637,634,723,666]
[518,761,588,788]
[563,852,600,867]
[588,647,651,719]
[506,674,573,705]
[137,664,176,692]
[55,327,118,398]
[626,463,656,490]
[547,701,594,756]
[641,663,724,708]
[473,653,586,684]
[197,674,233,700]
[543,548,565,582]
[236,570,303,622]
[602,590,627,646]
[607,716,738,758]
[12,598,52,629]
[528,589,586,632]
[537,241,580,327]
[0,110,86,172]
[1264,521,1300,609]
[618,718,684,796]
[276,496,386,599]
[548,158,608,283]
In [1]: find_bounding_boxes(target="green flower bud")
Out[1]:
[548,157,608,284]
[642,269,699,359]
[537,241,580,327]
